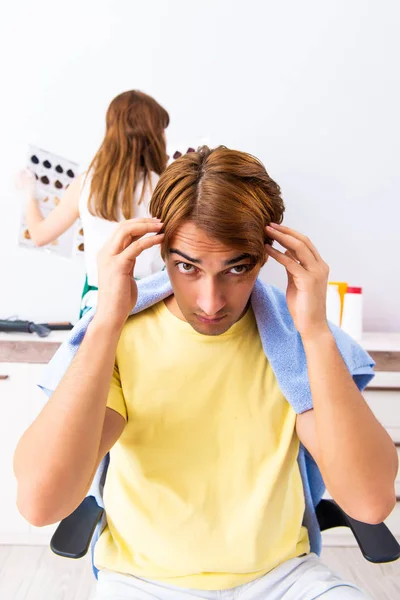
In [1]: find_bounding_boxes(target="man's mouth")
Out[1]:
[195,314,226,324]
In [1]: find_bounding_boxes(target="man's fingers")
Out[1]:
[108,219,163,255]
[120,233,164,262]
[285,250,298,262]
[265,226,317,270]
[268,223,322,261]
[265,244,304,276]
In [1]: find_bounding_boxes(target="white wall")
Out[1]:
[0,0,399,330]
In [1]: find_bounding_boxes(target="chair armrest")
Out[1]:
[50,496,104,559]
[316,498,400,563]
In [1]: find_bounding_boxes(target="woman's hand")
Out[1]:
[264,223,330,340]
[95,218,164,330]
[16,169,37,201]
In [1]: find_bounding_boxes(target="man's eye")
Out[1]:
[229,265,249,275]
[177,262,196,273]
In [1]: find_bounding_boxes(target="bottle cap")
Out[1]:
[346,287,362,294]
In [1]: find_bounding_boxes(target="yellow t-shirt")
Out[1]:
[94,300,310,590]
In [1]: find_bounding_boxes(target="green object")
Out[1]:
[79,275,142,319]
[79,276,98,319]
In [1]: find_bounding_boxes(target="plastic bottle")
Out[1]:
[326,283,341,326]
[341,287,363,340]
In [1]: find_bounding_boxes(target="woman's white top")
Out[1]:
[79,171,163,286]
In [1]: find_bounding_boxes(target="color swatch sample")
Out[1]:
[19,145,83,258]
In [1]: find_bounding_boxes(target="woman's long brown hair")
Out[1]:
[87,90,169,221]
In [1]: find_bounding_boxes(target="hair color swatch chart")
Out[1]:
[19,145,84,258]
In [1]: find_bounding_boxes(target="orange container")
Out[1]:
[329,282,348,325]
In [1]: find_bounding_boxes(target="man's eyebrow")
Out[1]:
[169,249,202,263]
[169,249,252,266]
[224,253,252,266]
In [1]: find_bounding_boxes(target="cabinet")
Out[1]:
[0,362,58,544]
[0,330,70,545]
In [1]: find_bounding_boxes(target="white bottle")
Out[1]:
[341,287,363,341]
[326,283,341,326]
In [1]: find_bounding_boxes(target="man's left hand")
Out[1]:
[264,223,330,340]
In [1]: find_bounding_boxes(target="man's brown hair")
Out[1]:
[150,146,285,264]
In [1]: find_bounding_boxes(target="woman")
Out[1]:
[20,90,169,316]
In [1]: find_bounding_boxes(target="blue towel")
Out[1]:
[38,270,375,570]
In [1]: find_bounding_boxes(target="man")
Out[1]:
[14,147,397,599]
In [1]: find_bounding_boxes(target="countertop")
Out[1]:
[358,333,400,352]
[0,330,71,364]
[1,330,400,348]
[1,330,400,369]
[0,330,72,345]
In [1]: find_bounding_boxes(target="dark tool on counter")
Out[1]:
[0,320,73,337]
[38,322,74,331]
[0,319,51,337]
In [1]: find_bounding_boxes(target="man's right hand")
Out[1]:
[95,218,164,329]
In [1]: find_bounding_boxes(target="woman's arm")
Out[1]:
[20,171,83,246]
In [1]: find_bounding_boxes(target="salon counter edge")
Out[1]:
[0,331,400,369]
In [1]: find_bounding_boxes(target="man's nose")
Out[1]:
[197,279,226,316]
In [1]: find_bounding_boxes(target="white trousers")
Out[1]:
[93,553,372,599]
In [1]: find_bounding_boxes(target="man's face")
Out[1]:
[164,222,264,336]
